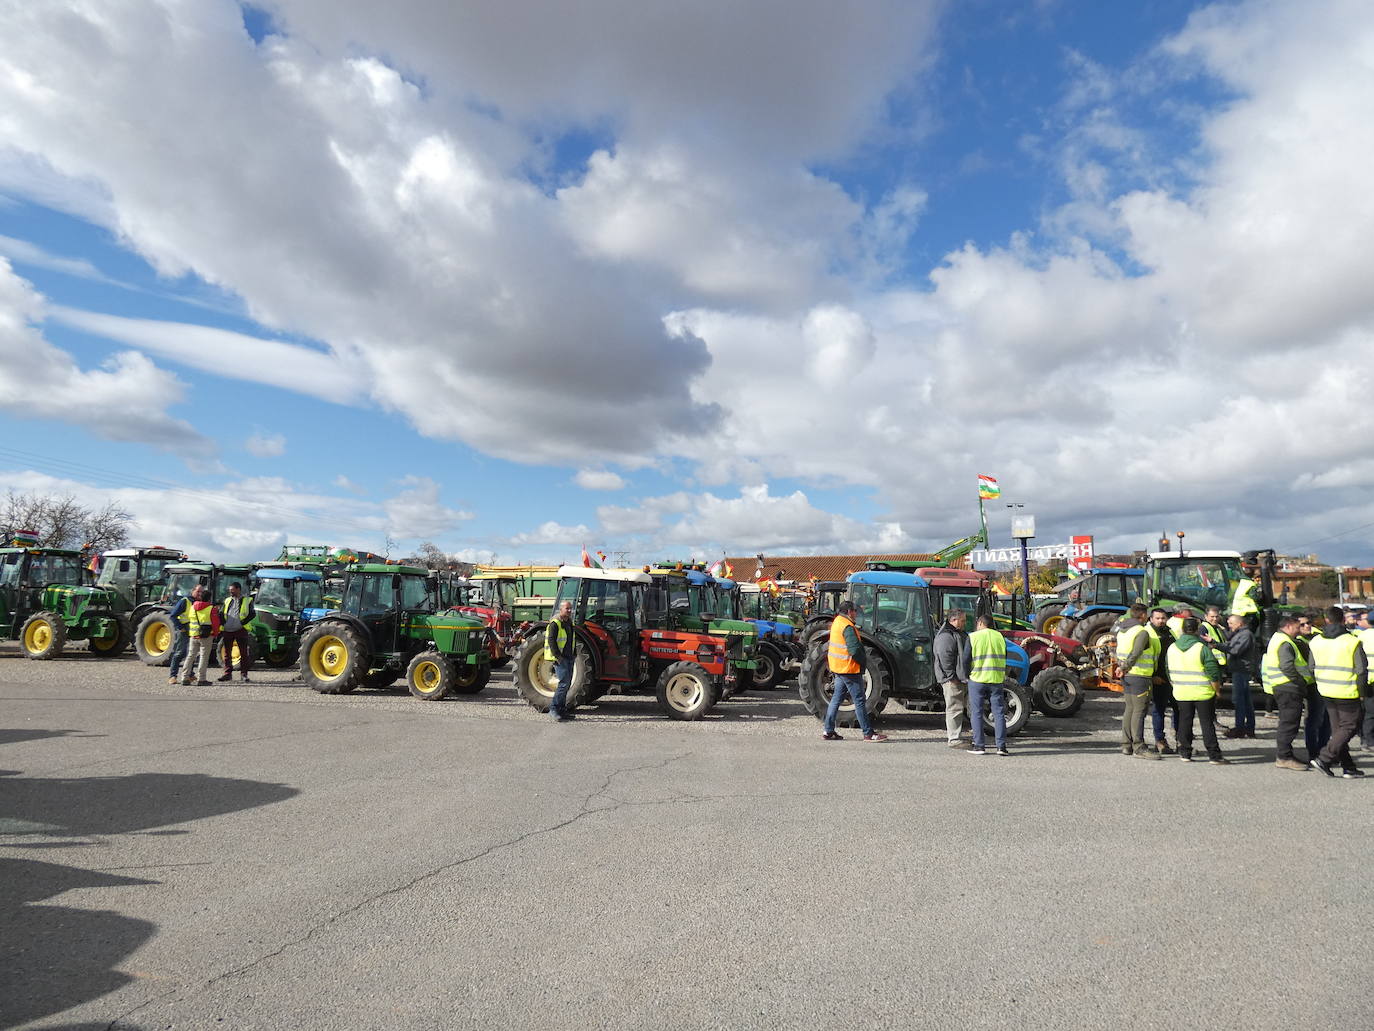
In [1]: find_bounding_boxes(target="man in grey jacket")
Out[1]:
[1215,615,1256,738]
[934,609,972,747]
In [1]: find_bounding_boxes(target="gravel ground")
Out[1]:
[3,646,1371,1030]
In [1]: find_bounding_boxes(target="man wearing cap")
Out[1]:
[1308,606,1368,778]
[1261,614,1315,771]
[1145,608,1178,755]
[1230,565,1261,629]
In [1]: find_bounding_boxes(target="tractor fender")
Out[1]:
[521,620,608,681]
[310,612,376,653]
[855,631,901,686]
[130,601,169,629]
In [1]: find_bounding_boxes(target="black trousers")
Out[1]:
[1318,698,1362,768]
[1177,698,1222,760]
[1273,686,1305,760]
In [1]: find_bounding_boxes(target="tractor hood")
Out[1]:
[408,611,487,655]
[41,583,117,613]
[748,618,795,638]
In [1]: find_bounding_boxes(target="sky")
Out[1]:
[1,0,1372,568]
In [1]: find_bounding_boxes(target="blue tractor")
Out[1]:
[1040,568,1145,645]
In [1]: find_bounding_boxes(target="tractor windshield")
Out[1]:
[939,590,982,625]
[255,578,293,609]
[163,571,205,599]
[296,580,323,609]
[28,553,82,587]
[397,575,432,611]
[712,585,739,618]
[1149,559,1240,610]
[850,584,927,634]
[0,552,21,586]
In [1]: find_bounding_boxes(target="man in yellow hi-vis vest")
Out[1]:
[967,614,1010,756]
[545,601,577,723]
[1114,603,1158,758]
[1166,616,1228,764]
[1355,609,1374,751]
[1308,606,1368,778]
[822,601,887,742]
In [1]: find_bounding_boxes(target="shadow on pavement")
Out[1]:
[0,764,300,1029]
[0,728,103,747]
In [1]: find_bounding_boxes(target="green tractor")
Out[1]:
[1,543,129,659]
[94,547,186,613]
[248,567,325,668]
[297,563,492,700]
[131,562,253,666]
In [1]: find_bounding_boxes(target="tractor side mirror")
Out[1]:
[392,573,402,591]
[199,575,209,586]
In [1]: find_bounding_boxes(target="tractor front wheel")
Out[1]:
[88,618,130,658]
[513,634,590,712]
[980,681,1033,738]
[797,638,889,727]
[655,661,714,721]
[300,623,367,694]
[406,651,456,700]
[22,612,66,660]
[134,611,175,666]
[1031,666,1085,718]
[450,661,491,695]
[751,645,783,690]
[1034,604,1066,635]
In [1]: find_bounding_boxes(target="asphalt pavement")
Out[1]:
[2,648,1371,1030]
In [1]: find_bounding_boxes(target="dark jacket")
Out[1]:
[1213,624,1255,674]
[933,622,970,684]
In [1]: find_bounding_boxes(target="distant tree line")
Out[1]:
[2,490,131,553]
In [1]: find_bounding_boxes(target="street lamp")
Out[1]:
[1007,504,1035,608]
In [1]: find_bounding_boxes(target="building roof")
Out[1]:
[725,553,949,584]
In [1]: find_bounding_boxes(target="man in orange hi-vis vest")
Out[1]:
[822,601,888,743]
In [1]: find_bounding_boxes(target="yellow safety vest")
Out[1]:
[544,619,572,662]
[1199,621,1228,668]
[1167,642,1216,701]
[1166,616,1189,640]
[185,603,214,638]
[1116,623,1159,677]
[1308,633,1361,699]
[1261,631,1311,695]
[1355,627,1374,661]
[1230,578,1259,617]
[220,597,254,628]
[828,615,861,674]
[174,598,192,626]
[968,627,1006,684]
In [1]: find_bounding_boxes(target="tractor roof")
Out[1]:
[167,562,252,573]
[102,547,183,558]
[0,546,81,557]
[254,567,322,581]
[1146,551,1242,561]
[353,563,428,576]
[848,570,929,588]
[557,565,652,584]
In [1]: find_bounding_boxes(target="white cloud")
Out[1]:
[0,259,212,455]
[0,235,110,282]
[382,475,473,541]
[246,431,286,458]
[573,468,626,491]
[333,474,367,495]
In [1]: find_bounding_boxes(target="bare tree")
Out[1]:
[2,490,132,551]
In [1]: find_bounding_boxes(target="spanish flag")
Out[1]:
[977,474,1001,500]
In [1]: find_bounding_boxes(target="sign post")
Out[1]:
[1010,514,1035,609]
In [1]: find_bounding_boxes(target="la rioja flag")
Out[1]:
[977,474,1001,500]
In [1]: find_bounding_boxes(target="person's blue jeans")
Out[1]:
[1231,670,1254,734]
[551,657,573,717]
[1305,683,1330,756]
[1150,680,1179,741]
[824,672,873,736]
[968,679,1006,749]
[167,630,188,680]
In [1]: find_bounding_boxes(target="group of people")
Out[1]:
[1114,602,1371,774]
[165,583,257,686]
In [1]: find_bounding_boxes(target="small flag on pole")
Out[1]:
[723,559,734,579]
[707,559,724,578]
[977,474,1001,500]
[581,546,604,569]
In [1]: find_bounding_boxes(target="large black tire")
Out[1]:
[134,611,175,666]
[1072,611,1119,649]
[513,634,590,712]
[260,644,300,669]
[299,622,368,694]
[797,637,890,728]
[1031,665,1085,718]
[87,617,130,658]
[362,668,401,691]
[21,612,66,660]
[976,681,1033,737]
[406,651,456,700]
[449,660,491,695]
[1033,604,1067,635]
[655,661,715,721]
[220,636,255,673]
[751,643,785,690]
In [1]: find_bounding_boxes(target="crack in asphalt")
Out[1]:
[102,749,695,1030]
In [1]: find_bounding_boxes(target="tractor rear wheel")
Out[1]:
[797,637,889,727]
[135,611,175,666]
[220,636,255,672]
[655,661,714,721]
[261,644,299,669]
[21,612,66,660]
[450,661,491,694]
[406,651,456,700]
[751,645,783,690]
[513,634,590,712]
[1030,666,1085,718]
[300,623,367,694]
[1072,612,1119,651]
[982,681,1032,737]
[88,618,130,658]
[1034,604,1066,635]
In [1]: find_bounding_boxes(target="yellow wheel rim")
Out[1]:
[1042,615,1064,636]
[413,660,443,695]
[664,671,705,712]
[528,654,557,698]
[144,622,170,656]
[91,632,118,652]
[309,635,348,680]
[24,620,52,653]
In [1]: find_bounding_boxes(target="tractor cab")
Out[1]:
[1143,551,1245,614]
[250,567,324,668]
[97,547,184,611]
[555,566,648,682]
[1,544,126,658]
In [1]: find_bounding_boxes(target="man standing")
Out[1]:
[1146,608,1178,754]
[1297,613,1332,758]
[1231,565,1261,627]
[1214,614,1256,738]
[180,586,219,686]
[167,588,192,686]
[1115,603,1159,759]
[967,614,1010,756]
[822,601,886,742]
[1166,606,1193,641]
[1355,609,1374,751]
[545,600,577,723]
[1261,614,1314,771]
[217,582,255,683]
[1308,606,1368,778]
[934,608,971,748]
[1166,616,1228,764]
